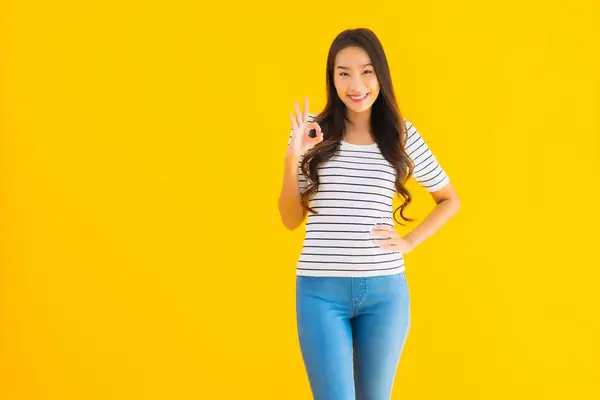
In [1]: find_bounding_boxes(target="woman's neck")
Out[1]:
[344,108,374,144]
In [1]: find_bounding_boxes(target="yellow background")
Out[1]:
[2,0,599,399]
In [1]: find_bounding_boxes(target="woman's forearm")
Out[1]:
[404,198,460,250]
[278,153,305,230]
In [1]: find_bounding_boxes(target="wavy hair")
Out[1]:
[300,28,416,226]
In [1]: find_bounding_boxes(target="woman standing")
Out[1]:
[278,28,460,400]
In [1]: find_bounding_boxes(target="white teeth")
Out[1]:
[350,94,368,99]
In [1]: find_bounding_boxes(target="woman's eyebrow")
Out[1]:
[336,63,373,70]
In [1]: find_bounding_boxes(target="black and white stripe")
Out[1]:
[286,115,450,277]
[405,120,451,191]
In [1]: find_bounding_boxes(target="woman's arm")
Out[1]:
[404,182,461,250]
[278,153,307,230]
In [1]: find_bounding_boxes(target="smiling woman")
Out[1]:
[278,27,460,400]
[334,54,380,115]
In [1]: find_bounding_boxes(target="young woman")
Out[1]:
[278,28,460,400]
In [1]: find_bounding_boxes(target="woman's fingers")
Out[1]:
[307,121,321,132]
[371,224,393,231]
[294,101,303,128]
[372,238,392,244]
[303,96,309,125]
[307,121,322,137]
[371,225,397,236]
[291,98,321,146]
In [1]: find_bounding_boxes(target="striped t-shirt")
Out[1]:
[287,114,450,278]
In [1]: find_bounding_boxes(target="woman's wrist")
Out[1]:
[285,151,303,160]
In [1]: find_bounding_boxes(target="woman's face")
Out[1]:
[333,46,380,114]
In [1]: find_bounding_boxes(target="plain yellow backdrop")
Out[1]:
[1,0,599,399]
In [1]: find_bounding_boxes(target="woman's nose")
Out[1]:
[349,77,364,92]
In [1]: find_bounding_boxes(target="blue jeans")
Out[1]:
[296,272,411,400]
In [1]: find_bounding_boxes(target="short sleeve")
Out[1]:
[404,118,450,192]
[287,113,317,192]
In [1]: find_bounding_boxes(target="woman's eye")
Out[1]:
[339,70,373,76]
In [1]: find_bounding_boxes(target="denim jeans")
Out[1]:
[296,272,411,400]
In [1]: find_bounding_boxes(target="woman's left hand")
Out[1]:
[370,224,415,254]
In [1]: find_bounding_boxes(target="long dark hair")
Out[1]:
[300,28,416,226]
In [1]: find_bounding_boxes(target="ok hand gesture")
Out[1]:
[288,96,323,157]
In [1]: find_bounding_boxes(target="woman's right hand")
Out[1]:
[287,96,323,157]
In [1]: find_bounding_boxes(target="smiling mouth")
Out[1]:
[348,93,369,102]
